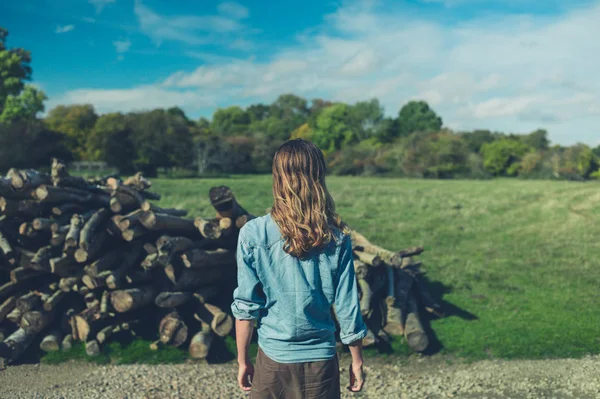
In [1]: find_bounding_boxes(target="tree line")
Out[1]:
[1,27,599,180]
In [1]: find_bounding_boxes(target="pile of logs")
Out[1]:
[0,159,250,367]
[0,159,443,367]
[348,231,443,353]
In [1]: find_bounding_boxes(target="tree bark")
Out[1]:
[32,218,57,232]
[84,249,122,277]
[105,242,143,290]
[20,309,54,333]
[43,291,67,311]
[154,292,193,308]
[195,302,233,337]
[51,203,86,217]
[0,296,16,323]
[141,201,187,217]
[404,290,428,352]
[180,249,234,269]
[110,286,157,313]
[139,211,196,235]
[79,209,110,252]
[70,303,101,341]
[10,267,46,283]
[49,255,78,277]
[0,328,38,367]
[64,214,83,255]
[0,232,16,266]
[353,250,383,267]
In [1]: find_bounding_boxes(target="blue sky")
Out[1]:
[2,0,599,145]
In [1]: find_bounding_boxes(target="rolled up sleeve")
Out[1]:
[231,237,265,320]
[334,235,368,345]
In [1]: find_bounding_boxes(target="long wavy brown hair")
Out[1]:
[270,139,348,258]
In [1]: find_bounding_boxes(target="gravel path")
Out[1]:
[0,354,599,398]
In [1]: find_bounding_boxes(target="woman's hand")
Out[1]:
[348,360,365,392]
[237,361,255,391]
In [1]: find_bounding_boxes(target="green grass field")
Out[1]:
[41,175,600,364]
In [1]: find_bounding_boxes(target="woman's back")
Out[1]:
[233,213,362,363]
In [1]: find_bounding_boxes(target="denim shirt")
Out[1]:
[231,213,367,363]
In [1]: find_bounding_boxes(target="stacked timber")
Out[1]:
[0,160,252,366]
[348,231,443,352]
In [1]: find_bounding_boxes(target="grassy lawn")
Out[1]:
[154,175,600,360]
[40,175,600,364]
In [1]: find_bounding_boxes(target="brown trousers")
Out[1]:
[250,347,341,399]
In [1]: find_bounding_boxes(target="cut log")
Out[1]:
[354,260,369,280]
[31,245,56,272]
[70,303,101,341]
[156,236,197,267]
[209,186,250,220]
[9,169,51,192]
[32,218,57,232]
[50,230,68,247]
[51,203,86,216]
[404,290,428,352]
[194,217,221,239]
[0,328,38,367]
[195,302,233,337]
[10,267,46,283]
[43,291,67,311]
[105,242,143,289]
[154,292,193,308]
[0,296,17,323]
[180,249,234,269]
[357,278,372,317]
[16,293,42,314]
[235,214,254,230]
[34,185,92,204]
[74,230,107,263]
[84,249,122,277]
[117,209,143,231]
[49,255,78,277]
[0,281,20,299]
[139,211,196,235]
[82,271,111,290]
[141,201,187,217]
[141,253,159,270]
[0,232,16,266]
[353,250,383,267]
[79,208,110,251]
[123,172,151,191]
[40,329,63,352]
[58,277,79,292]
[192,286,220,304]
[122,224,148,242]
[158,310,188,347]
[6,307,23,324]
[85,340,101,356]
[125,270,153,285]
[143,243,157,255]
[189,322,212,360]
[20,309,54,332]
[61,334,73,351]
[172,268,228,291]
[64,214,83,254]
[110,286,157,313]
[19,222,38,238]
[100,291,110,315]
[97,324,121,344]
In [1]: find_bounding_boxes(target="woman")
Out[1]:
[231,139,367,398]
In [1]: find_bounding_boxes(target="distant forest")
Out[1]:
[1,27,599,180]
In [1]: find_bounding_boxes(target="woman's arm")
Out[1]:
[334,234,368,392]
[236,319,255,391]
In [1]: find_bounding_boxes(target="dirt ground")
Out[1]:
[0,353,599,399]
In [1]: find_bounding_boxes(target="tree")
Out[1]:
[0,85,46,122]
[481,139,531,176]
[401,131,470,178]
[90,113,136,174]
[312,103,359,153]
[372,117,398,143]
[349,98,385,141]
[0,27,33,113]
[0,120,72,171]
[397,100,442,136]
[45,104,98,160]
[265,94,309,140]
[461,130,498,153]
[211,106,250,136]
[521,129,550,151]
[247,104,270,122]
[555,144,598,180]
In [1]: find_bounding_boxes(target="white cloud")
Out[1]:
[113,38,131,54]
[48,86,215,114]
[217,2,249,20]
[55,25,75,34]
[54,0,600,145]
[134,0,248,46]
[89,0,115,14]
